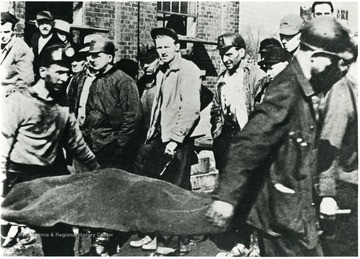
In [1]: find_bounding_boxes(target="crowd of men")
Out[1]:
[0,1,358,256]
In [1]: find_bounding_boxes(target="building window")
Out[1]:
[157,1,197,38]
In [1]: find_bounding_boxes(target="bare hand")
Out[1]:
[320,197,338,219]
[164,141,177,156]
[206,200,234,228]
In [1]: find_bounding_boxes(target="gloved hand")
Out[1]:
[320,197,338,219]
[206,200,234,229]
[164,141,178,156]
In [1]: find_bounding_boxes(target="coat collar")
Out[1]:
[291,58,315,97]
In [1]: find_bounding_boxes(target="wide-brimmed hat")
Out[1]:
[54,19,72,36]
[259,38,282,54]
[36,10,54,22]
[258,47,291,67]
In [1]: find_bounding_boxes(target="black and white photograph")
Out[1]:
[0,0,358,256]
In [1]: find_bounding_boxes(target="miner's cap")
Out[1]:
[217,33,246,50]
[41,44,74,67]
[79,34,104,52]
[151,27,178,42]
[300,16,356,60]
[88,36,115,55]
[279,14,304,36]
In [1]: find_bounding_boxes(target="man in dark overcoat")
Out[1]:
[206,16,357,256]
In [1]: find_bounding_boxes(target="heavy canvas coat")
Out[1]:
[215,58,321,249]
[82,66,141,153]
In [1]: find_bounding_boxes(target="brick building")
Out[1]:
[4,1,240,90]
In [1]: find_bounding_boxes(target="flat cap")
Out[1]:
[41,43,74,67]
[301,16,356,60]
[1,12,19,25]
[258,47,291,67]
[88,36,115,55]
[151,27,178,42]
[36,10,54,21]
[217,33,246,50]
[137,44,159,62]
[279,14,304,35]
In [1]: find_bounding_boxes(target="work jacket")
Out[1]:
[82,66,141,153]
[215,58,321,249]
[1,37,34,94]
[210,62,267,139]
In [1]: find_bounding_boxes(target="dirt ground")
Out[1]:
[2,231,226,256]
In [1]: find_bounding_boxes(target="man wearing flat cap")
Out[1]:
[206,16,357,256]
[1,43,100,255]
[279,14,304,56]
[31,10,62,80]
[210,32,266,256]
[1,11,34,96]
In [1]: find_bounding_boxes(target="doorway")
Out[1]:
[24,2,74,46]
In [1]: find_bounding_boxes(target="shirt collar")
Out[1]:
[86,67,98,78]
[30,79,54,102]
[292,57,315,97]
[164,53,182,71]
[2,36,16,53]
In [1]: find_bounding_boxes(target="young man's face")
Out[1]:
[88,52,112,72]
[43,64,70,94]
[280,33,301,53]
[37,20,53,37]
[155,36,179,64]
[0,22,14,46]
[313,4,333,17]
[141,58,160,76]
[220,46,243,72]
